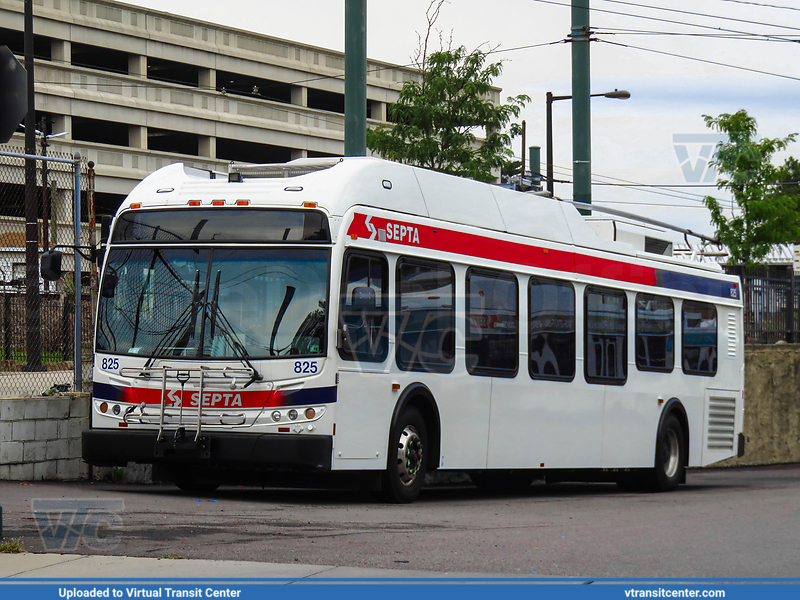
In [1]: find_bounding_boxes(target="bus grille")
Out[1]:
[707,395,736,451]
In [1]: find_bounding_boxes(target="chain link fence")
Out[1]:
[0,144,95,398]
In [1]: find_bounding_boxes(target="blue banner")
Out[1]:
[1,581,799,600]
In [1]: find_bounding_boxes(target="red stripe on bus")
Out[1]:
[347,213,658,287]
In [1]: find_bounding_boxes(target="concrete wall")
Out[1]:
[719,344,800,467]
[0,394,89,480]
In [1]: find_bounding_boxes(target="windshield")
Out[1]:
[97,247,329,360]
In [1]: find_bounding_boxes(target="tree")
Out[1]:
[366,5,528,183]
[774,156,800,209]
[703,110,799,266]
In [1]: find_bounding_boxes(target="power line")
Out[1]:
[712,0,800,12]
[596,0,800,34]
[595,27,799,42]
[597,38,800,82]
[552,163,740,211]
[528,0,800,43]
[30,38,569,94]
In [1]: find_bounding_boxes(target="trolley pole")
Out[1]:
[571,0,592,215]
[344,0,367,156]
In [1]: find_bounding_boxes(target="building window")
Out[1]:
[466,269,518,377]
[529,277,575,381]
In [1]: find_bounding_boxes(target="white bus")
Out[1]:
[53,157,745,502]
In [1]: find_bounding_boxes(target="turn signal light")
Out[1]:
[304,408,316,419]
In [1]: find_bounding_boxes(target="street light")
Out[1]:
[545,89,630,196]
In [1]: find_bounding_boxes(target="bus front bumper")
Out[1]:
[83,429,333,471]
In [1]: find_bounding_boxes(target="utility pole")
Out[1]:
[571,0,592,215]
[24,0,43,371]
[344,0,367,157]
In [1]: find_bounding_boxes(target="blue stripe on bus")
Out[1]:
[93,382,121,402]
[655,270,740,300]
[280,386,338,406]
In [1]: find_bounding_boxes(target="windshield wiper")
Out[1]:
[203,273,262,387]
[171,270,202,354]
[269,286,295,356]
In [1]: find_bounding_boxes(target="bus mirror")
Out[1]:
[101,272,118,298]
[95,246,105,267]
[41,250,63,281]
[336,328,348,350]
[100,215,112,244]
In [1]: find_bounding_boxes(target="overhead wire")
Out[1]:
[594,27,798,42]
[527,0,800,42]
[711,0,800,12]
[547,163,736,209]
[595,0,800,34]
[596,38,800,82]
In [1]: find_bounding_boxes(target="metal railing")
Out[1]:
[726,265,800,344]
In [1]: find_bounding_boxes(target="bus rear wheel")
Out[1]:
[648,414,686,492]
[382,407,427,503]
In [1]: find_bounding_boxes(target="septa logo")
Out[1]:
[166,389,244,407]
[348,214,422,246]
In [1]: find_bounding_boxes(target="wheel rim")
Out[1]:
[662,428,680,479]
[396,424,424,486]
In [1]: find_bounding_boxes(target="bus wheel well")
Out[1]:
[392,384,441,472]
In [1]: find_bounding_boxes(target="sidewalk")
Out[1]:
[0,553,540,581]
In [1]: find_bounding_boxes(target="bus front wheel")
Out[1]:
[382,407,427,503]
[649,414,686,492]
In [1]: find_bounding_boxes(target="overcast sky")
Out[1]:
[126,0,800,238]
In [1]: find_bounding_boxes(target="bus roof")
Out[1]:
[121,157,722,273]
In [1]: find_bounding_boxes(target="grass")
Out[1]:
[159,555,187,560]
[5,350,68,363]
[0,538,25,553]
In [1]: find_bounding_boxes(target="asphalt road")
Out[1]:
[1,464,798,579]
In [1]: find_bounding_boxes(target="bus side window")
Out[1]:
[682,301,717,376]
[466,268,518,377]
[529,277,575,381]
[396,258,455,373]
[636,293,674,372]
[339,251,389,363]
[585,286,627,385]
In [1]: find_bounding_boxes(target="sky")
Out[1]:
[126,0,800,240]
